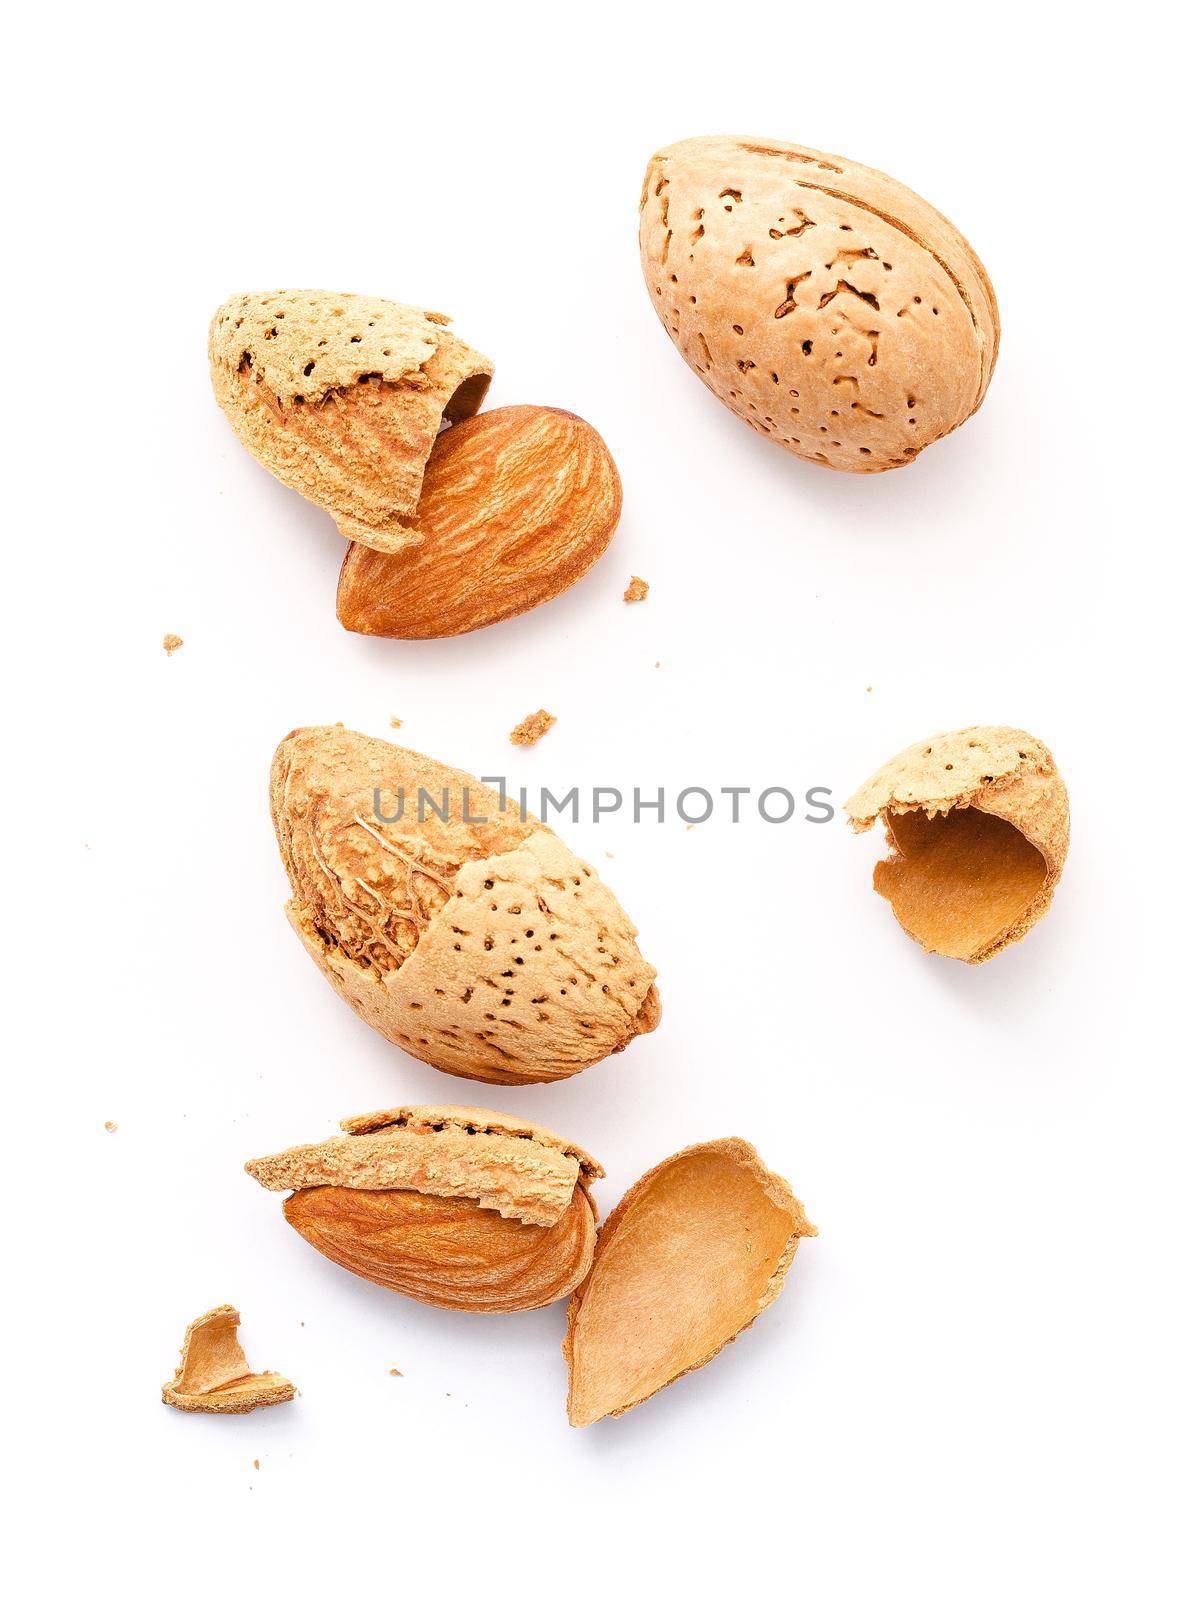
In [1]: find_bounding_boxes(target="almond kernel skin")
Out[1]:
[249,1106,604,1313]
[337,405,621,638]
[284,1181,597,1313]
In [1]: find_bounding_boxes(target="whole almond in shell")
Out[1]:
[846,725,1069,962]
[247,1106,602,1313]
[564,1138,815,1425]
[639,136,999,471]
[271,725,659,1084]
[208,289,493,551]
[337,405,622,638]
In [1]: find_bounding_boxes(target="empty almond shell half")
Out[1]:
[271,725,659,1084]
[336,405,622,638]
[846,725,1069,962]
[161,1305,295,1414]
[208,289,493,552]
[563,1139,815,1425]
[247,1106,603,1313]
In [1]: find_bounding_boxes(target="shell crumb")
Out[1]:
[104,1120,118,1133]
[162,633,184,655]
[624,575,649,603]
[389,716,404,729]
[510,709,556,746]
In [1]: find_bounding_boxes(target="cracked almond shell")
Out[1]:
[270,725,659,1084]
[161,1305,295,1414]
[639,135,999,471]
[846,725,1069,962]
[209,289,493,551]
[563,1139,815,1425]
[247,1106,603,1313]
[337,405,622,639]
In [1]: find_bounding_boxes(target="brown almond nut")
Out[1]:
[208,289,493,552]
[639,136,999,472]
[564,1139,815,1425]
[846,725,1069,962]
[161,1305,295,1414]
[337,406,622,639]
[270,726,659,1084]
[247,1106,603,1313]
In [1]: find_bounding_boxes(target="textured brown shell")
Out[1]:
[563,1139,815,1426]
[208,289,493,551]
[246,1102,602,1227]
[846,726,1069,962]
[161,1305,295,1415]
[269,726,659,1084]
[638,136,999,472]
[336,406,622,638]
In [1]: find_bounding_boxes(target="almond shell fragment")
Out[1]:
[161,1305,295,1415]
[563,1138,815,1425]
[208,289,493,552]
[846,725,1069,962]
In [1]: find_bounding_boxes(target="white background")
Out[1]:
[7,4,1195,1595]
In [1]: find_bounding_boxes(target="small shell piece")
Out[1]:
[846,726,1069,962]
[208,290,493,551]
[270,725,659,1084]
[247,1103,603,1227]
[161,1305,295,1414]
[247,1106,603,1313]
[510,709,556,747]
[563,1139,815,1426]
[639,136,999,472]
